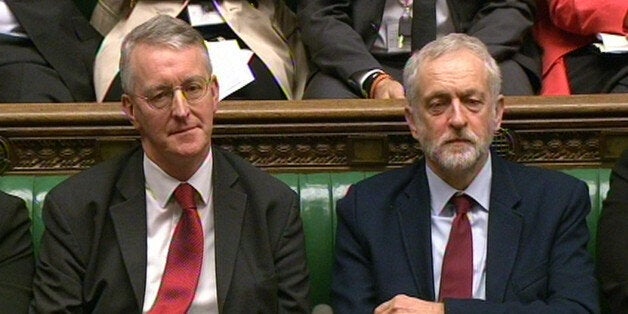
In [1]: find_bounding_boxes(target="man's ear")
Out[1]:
[493,95,505,130]
[210,75,219,113]
[404,102,421,141]
[121,95,139,128]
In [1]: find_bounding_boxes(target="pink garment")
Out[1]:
[534,0,628,95]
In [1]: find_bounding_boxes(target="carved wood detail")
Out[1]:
[8,138,100,172]
[0,95,626,174]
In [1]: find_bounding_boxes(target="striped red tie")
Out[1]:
[149,183,203,313]
[439,194,473,301]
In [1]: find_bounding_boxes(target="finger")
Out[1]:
[374,300,390,314]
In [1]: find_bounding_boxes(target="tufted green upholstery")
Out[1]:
[0,168,611,308]
[0,175,68,255]
[562,169,612,256]
[275,172,379,306]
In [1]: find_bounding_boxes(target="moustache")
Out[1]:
[440,130,479,145]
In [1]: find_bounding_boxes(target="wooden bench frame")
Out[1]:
[1,94,625,309]
[0,94,627,175]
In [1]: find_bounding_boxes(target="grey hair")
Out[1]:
[119,15,212,93]
[403,33,501,106]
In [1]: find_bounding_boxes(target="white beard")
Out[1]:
[420,127,491,172]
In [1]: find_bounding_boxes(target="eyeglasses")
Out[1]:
[130,76,213,109]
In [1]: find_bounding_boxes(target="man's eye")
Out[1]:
[465,99,484,111]
[187,83,203,91]
[428,102,448,114]
[147,90,171,102]
[184,83,204,94]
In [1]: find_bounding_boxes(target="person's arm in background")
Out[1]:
[297,0,404,99]
[465,0,536,63]
[0,192,34,313]
[598,149,628,313]
[547,0,627,36]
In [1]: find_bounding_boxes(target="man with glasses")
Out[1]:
[31,15,311,313]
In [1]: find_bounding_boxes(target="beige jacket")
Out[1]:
[91,0,308,101]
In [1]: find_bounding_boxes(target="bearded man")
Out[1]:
[330,33,598,314]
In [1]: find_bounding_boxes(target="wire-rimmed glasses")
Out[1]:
[129,76,214,109]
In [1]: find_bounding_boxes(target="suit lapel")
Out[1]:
[211,149,247,311]
[396,161,436,300]
[109,149,148,309]
[90,0,129,35]
[485,155,523,302]
[215,0,296,99]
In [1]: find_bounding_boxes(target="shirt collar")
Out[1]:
[143,148,213,207]
[426,152,492,216]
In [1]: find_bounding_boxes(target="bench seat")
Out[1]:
[0,168,611,307]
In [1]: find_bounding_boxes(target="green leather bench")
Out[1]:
[0,168,611,308]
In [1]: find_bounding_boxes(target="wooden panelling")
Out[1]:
[1,94,627,174]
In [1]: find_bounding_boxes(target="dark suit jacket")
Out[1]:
[298,0,540,88]
[0,191,33,313]
[5,0,102,101]
[332,154,598,313]
[598,149,628,313]
[31,146,311,313]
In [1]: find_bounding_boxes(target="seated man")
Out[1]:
[297,0,540,99]
[0,190,33,313]
[534,0,628,94]
[597,148,628,313]
[0,0,102,102]
[92,0,308,102]
[331,33,598,313]
[31,15,310,312]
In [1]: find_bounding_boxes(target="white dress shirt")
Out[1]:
[373,0,455,53]
[0,0,26,38]
[142,150,218,313]
[426,155,492,301]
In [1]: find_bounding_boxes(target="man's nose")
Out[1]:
[449,99,467,128]
[171,89,190,117]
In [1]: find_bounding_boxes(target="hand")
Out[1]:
[371,78,405,99]
[374,294,445,314]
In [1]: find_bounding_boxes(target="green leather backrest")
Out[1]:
[0,175,68,254]
[0,169,611,307]
[562,169,612,256]
[274,172,378,306]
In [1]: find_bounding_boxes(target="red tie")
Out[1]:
[149,183,204,313]
[439,194,473,301]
